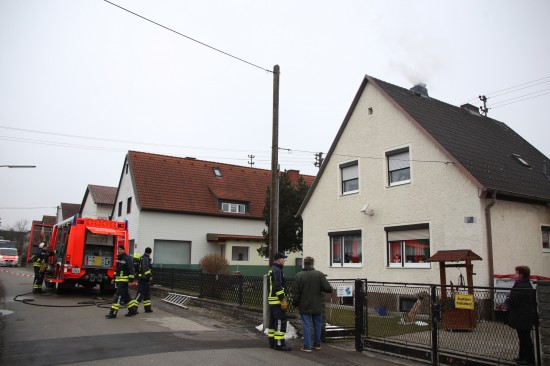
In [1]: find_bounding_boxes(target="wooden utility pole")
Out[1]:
[269,65,280,267]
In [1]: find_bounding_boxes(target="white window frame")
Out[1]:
[340,161,359,195]
[329,231,362,268]
[231,246,249,262]
[221,202,246,214]
[386,225,430,269]
[387,148,411,186]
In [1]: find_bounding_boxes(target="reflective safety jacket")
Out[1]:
[138,253,152,281]
[31,249,53,267]
[114,253,135,283]
[267,263,286,305]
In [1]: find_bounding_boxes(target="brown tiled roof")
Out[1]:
[88,184,117,205]
[42,216,57,226]
[60,203,80,220]
[428,250,482,262]
[206,233,265,242]
[128,151,315,219]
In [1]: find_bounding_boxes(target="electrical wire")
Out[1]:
[103,0,273,74]
[464,75,550,104]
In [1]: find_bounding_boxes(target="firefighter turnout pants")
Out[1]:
[268,304,287,348]
[108,282,138,317]
[135,279,152,312]
[33,264,45,293]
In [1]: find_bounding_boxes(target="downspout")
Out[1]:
[485,190,497,287]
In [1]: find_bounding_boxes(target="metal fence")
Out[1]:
[355,279,542,366]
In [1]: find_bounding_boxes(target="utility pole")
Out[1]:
[247,154,255,167]
[269,65,280,267]
[314,152,324,168]
[479,95,488,116]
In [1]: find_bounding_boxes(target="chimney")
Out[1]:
[287,169,300,185]
[460,103,482,115]
[410,83,429,97]
[543,160,548,177]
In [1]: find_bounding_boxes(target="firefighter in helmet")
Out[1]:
[31,242,53,294]
[134,247,153,313]
[105,245,139,318]
[267,252,291,351]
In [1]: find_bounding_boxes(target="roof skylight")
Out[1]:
[511,153,531,168]
[213,167,222,177]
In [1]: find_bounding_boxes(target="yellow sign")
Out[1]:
[454,294,475,310]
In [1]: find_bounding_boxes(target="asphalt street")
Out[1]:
[0,266,420,366]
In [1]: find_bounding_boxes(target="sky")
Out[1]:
[1,0,549,229]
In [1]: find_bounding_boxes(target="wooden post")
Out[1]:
[269,65,280,266]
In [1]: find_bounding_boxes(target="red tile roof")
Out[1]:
[128,151,315,220]
[206,233,265,242]
[427,250,482,262]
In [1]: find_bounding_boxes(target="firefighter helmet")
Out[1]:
[39,242,45,249]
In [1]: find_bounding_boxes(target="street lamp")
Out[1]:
[0,165,36,168]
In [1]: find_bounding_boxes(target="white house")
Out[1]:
[79,184,117,220]
[298,75,550,287]
[111,151,311,274]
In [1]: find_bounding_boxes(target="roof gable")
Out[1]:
[88,184,117,205]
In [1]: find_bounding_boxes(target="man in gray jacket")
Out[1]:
[291,256,333,352]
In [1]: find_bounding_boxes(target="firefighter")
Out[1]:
[267,252,291,351]
[31,243,53,294]
[134,247,153,313]
[105,245,139,319]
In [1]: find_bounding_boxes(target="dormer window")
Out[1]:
[221,201,246,214]
[213,167,222,177]
[511,153,531,168]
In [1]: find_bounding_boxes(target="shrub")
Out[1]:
[198,254,229,274]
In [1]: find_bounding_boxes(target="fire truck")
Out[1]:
[43,215,128,294]
[27,221,54,261]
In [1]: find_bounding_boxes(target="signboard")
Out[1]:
[337,285,353,297]
[454,294,475,310]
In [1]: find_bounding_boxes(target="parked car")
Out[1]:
[0,248,19,267]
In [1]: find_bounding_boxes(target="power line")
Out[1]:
[103,0,272,73]
[464,75,550,103]
[490,90,550,109]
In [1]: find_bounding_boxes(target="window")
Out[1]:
[213,167,222,177]
[127,197,132,214]
[511,153,531,168]
[543,226,550,251]
[117,202,122,217]
[387,148,410,186]
[386,224,430,268]
[221,202,246,214]
[330,230,362,267]
[232,246,249,261]
[340,161,359,194]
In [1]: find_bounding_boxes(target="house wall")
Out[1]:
[113,163,141,253]
[81,197,112,220]
[490,199,550,278]
[303,81,494,285]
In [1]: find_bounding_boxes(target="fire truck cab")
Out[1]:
[45,216,128,294]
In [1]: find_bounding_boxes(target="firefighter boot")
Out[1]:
[105,309,117,319]
[274,340,291,351]
[144,306,153,313]
[268,338,275,349]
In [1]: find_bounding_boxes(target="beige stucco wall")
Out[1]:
[303,81,500,286]
[490,200,550,278]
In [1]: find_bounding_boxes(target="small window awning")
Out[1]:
[206,233,264,243]
[87,227,126,236]
[427,250,482,262]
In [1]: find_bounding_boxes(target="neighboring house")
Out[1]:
[79,184,117,219]
[111,151,312,275]
[298,75,550,287]
[42,215,57,226]
[56,202,80,224]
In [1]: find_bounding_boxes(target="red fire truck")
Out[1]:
[26,221,54,262]
[43,215,128,294]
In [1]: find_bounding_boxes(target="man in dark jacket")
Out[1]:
[291,256,333,352]
[267,252,291,351]
[105,245,139,319]
[134,247,153,313]
[507,265,536,365]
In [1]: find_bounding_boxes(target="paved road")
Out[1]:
[0,266,419,366]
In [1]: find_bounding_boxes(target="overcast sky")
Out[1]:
[1,0,549,229]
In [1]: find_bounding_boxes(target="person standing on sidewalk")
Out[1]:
[291,256,333,352]
[267,252,291,351]
[506,265,537,365]
[105,245,139,319]
[134,247,153,313]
